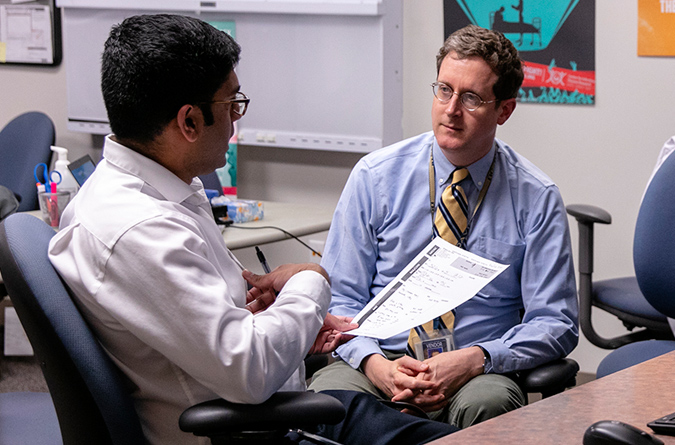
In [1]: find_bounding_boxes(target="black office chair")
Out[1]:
[593,152,675,378]
[514,357,579,402]
[0,112,55,212]
[511,306,579,402]
[566,165,675,349]
[0,213,345,445]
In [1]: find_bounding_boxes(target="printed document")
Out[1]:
[349,237,508,339]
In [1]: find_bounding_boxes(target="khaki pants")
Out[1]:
[308,352,525,429]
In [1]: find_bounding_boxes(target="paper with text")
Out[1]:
[349,237,508,339]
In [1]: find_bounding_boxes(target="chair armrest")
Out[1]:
[179,391,345,438]
[566,204,612,276]
[566,204,612,225]
[567,204,618,349]
[517,358,579,399]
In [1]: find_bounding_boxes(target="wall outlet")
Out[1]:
[308,239,325,264]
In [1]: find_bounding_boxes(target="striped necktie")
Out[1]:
[407,168,469,358]
[433,167,469,246]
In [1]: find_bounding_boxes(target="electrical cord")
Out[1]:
[226,224,323,257]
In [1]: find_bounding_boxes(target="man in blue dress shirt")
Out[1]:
[309,24,579,428]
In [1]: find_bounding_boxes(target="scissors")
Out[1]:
[34,163,62,193]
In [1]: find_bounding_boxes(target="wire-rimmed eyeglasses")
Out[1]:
[431,82,496,112]
[199,92,250,116]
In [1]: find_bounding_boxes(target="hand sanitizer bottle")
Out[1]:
[50,146,79,200]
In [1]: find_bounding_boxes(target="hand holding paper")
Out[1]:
[308,314,358,355]
[348,237,508,339]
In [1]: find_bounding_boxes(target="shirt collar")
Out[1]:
[466,142,497,190]
[102,135,205,205]
[432,138,497,190]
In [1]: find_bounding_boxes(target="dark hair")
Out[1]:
[436,25,523,100]
[101,14,241,143]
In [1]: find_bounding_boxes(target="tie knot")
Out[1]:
[451,168,469,186]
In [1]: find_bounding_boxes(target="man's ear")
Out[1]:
[176,104,202,142]
[497,98,517,125]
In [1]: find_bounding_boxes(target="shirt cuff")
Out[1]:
[477,346,492,374]
[476,339,509,374]
[335,335,385,369]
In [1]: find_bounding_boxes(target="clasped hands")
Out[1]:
[363,346,485,413]
[242,264,357,355]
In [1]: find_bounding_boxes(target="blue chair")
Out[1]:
[0,392,61,445]
[0,214,145,444]
[0,112,55,212]
[566,167,674,349]
[593,152,675,377]
[0,214,344,444]
[596,340,675,379]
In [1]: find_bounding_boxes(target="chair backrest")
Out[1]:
[634,150,675,319]
[0,112,56,212]
[0,214,145,445]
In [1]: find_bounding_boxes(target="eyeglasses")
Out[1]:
[200,92,250,116]
[431,82,496,112]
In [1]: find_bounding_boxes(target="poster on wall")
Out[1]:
[443,1,595,105]
[208,21,238,196]
[638,0,675,56]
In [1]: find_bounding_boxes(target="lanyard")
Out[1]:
[428,146,497,247]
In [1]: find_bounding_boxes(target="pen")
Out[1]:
[255,246,271,274]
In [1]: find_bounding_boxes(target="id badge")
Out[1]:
[411,329,455,361]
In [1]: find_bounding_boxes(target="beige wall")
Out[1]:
[0,63,94,161]
[2,0,674,373]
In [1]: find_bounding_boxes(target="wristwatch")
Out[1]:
[478,346,493,374]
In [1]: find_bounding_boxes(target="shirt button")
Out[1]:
[439,179,444,185]
[349,358,354,364]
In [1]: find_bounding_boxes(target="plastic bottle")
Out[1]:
[50,146,79,200]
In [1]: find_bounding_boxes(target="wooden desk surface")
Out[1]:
[430,350,675,444]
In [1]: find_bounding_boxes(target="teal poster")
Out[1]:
[208,21,238,196]
[444,1,595,105]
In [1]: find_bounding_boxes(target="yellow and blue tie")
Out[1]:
[407,168,469,356]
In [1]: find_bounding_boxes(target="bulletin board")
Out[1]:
[0,0,61,66]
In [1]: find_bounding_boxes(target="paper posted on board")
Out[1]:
[349,237,509,340]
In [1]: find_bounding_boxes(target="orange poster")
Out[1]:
[639,0,675,56]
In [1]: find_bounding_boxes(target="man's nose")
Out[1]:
[444,93,462,115]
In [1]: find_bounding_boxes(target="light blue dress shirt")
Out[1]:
[323,131,579,374]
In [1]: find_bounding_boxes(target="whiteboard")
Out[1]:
[57,0,402,153]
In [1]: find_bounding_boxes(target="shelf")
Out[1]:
[55,0,384,16]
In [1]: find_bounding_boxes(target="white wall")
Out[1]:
[0,63,98,161]
[2,0,673,374]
